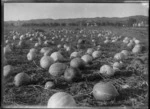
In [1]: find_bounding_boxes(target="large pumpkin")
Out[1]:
[99,65,114,77]
[93,82,119,101]
[92,51,102,59]
[40,56,54,69]
[81,54,93,64]
[14,72,30,87]
[70,58,85,69]
[49,63,67,77]
[50,52,64,62]
[47,92,76,108]
[132,44,142,54]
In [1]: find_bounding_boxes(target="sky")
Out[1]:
[4,3,149,21]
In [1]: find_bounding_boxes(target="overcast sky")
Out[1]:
[4,3,149,21]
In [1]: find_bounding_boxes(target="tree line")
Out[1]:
[5,18,138,27]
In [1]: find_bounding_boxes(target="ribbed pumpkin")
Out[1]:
[3,65,13,77]
[92,51,102,59]
[99,65,114,77]
[70,58,85,69]
[40,56,54,69]
[14,72,30,87]
[49,63,67,77]
[50,52,64,62]
[81,54,93,64]
[47,92,76,108]
[93,82,119,101]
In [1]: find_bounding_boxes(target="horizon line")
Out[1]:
[4,15,148,22]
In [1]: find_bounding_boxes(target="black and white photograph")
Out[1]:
[2,1,149,108]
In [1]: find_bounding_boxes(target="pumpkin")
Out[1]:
[134,39,141,44]
[34,42,40,47]
[44,49,53,56]
[40,47,51,54]
[50,52,64,62]
[29,48,37,53]
[132,44,142,54]
[114,53,125,61]
[81,54,93,64]
[113,62,123,71]
[49,63,67,77]
[45,81,55,89]
[14,72,30,87]
[47,92,76,108]
[70,52,80,59]
[57,44,62,49]
[4,45,11,55]
[70,58,85,69]
[27,51,36,61]
[92,51,102,59]
[40,56,54,69]
[104,40,109,44]
[3,65,13,77]
[99,65,114,77]
[121,50,129,59]
[64,67,80,82]
[86,48,94,55]
[93,82,119,100]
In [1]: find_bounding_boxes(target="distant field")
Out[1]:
[3,25,148,108]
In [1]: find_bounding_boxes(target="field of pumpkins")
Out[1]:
[3,26,148,108]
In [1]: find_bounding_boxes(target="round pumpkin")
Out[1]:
[14,72,30,87]
[70,58,85,69]
[92,51,102,59]
[50,52,64,62]
[70,51,80,59]
[114,53,125,61]
[3,65,13,77]
[40,56,54,69]
[47,92,76,108]
[4,45,11,55]
[93,82,119,101]
[121,50,129,59]
[113,62,123,71]
[86,48,94,55]
[27,52,36,61]
[132,44,142,54]
[40,47,51,54]
[99,65,114,77]
[49,63,67,77]
[45,81,55,89]
[81,54,93,64]
[64,67,80,82]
